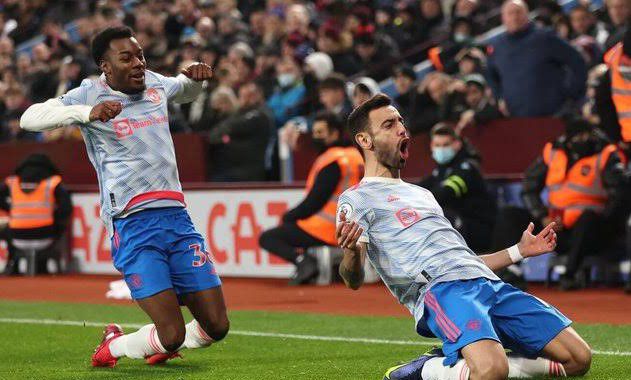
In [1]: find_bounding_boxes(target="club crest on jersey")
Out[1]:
[395,208,421,227]
[338,203,353,221]
[146,88,161,104]
[113,118,134,138]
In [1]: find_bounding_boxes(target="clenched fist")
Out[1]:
[181,62,213,81]
[90,101,123,122]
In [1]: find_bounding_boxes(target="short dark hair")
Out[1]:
[91,26,134,65]
[314,111,344,135]
[347,93,392,146]
[430,122,458,140]
[319,73,347,92]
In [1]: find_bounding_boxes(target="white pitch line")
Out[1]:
[0,317,629,357]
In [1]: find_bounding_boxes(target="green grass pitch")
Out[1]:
[0,300,630,379]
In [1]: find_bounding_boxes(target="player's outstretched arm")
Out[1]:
[337,211,367,290]
[480,222,557,272]
[170,62,212,104]
[20,98,122,131]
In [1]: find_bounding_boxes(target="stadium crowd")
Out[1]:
[1,0,631,290]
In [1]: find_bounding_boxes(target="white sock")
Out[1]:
[109,324,167,359]
[421,357,470,380]
[180,320,214,350]
[508,355,566,377]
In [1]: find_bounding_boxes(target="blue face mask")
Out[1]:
[278,73,296,88]
[432,146,456,164]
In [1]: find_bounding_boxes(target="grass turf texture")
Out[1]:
[0,301,630,379]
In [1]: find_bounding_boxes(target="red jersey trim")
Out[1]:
[124,190,186,211]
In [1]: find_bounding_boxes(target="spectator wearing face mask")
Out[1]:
[267,55,306,128]
[427,17,480,75]
[419,123,497,253]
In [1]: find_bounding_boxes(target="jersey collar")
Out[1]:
[361,176,403,184]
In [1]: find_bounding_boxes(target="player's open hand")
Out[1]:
[518,222,557,258]
[181,62,213,81]
[336,211,364,252]
[89,101,122,122]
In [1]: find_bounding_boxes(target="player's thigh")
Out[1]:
[180,286,229,341]
[490,282,572,358]
[541,327,592,376]
[111,217,174,301]
[461,339,509,380]
[419,279,500,367]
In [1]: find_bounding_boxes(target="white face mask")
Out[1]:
[453,33,470,43]
[278,73,296,87]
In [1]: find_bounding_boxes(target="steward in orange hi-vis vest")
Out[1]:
[0,154,73,275]
[296,146,364,245]
[259,111,364,285]
[604,42,631,142]
[542,142,625,228]
[5,175,61,230]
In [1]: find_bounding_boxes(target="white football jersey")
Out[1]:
[337,177,499,325]
[59,71,186,234]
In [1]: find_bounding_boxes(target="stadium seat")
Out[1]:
[12,238,62,276]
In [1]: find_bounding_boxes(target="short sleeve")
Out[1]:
[151,71,183,100]
[58,80,91,106]
[337,192,370,243]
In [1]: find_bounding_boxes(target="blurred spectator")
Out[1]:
[486,0,588,117]
[419,124,497,252]
[569,4,609,49]
[267,56,306,128]
[553,13,572,41]
[427,17,479,75]
[255,45,281,98]
[491,120,627,290]
[353,25,400,81]
[316,20,357,76]
[207,82,273,182]
[411,72,451,134]
[0,154,72,275]
[389,2,419,57]
[417,0,449,45]
[454,47,486,77]
[450,74,502,133]
[285,4,311,38]
[603,0,630,50]
[348,77,380,109]
[54,56,85,97]
[41,19,75,59]
[393,64,418,122]
[303,52,334,114]
[259,111,363,285]
[198,86,239,133]
[568,6,606,68]
[318,73,352,120]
